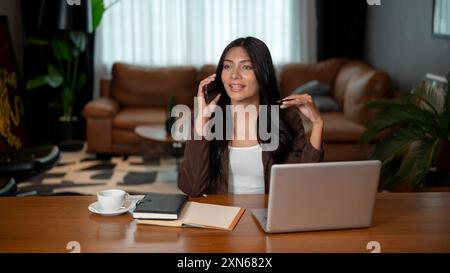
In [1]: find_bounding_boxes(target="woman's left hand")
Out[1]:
[279,94,324,150]
[279,94,323,125]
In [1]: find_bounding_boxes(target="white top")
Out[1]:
[228,144,265,194]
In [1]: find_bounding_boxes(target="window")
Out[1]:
[433,0,450,37]
[94,0,315,96]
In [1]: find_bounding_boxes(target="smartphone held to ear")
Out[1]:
[203,81,223,104]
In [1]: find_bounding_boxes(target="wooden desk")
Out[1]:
[1,193,450,253]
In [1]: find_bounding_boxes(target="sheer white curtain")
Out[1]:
[94,0,315,96]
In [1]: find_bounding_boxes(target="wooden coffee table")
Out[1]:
[134,124,185,169]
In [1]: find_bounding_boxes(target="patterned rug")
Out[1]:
[18,145,183,196]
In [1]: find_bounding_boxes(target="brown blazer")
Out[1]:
[177,108,324,197]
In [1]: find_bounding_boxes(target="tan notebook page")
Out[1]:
[136,201,245,231]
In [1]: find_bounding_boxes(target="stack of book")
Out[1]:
[132,192,188,220]
[133,192,245,231]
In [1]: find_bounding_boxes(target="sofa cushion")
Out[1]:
[292,80,331,96]
[113,108,166,130]
[292,80,339,112]
[314,96,340,112]
[111,63,198,108]
[301,112,366,142]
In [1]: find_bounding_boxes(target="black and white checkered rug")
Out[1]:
[18,146,183,196]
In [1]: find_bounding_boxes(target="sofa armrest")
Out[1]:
[83,97,119,119]
[345,71,392,125]
[83,97,118,153]
[335,61,392,126]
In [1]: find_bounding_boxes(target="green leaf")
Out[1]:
[411,82,444,115]
[76,73,87,93]
[380,139,438,191]
[49,102,62,109]
[46,75,64,88]
[369,127,423,163]
[72,47,80,58]
[445,72,450,118]
[92,0,105,30]
[363,99,444,141]
[27,37,50,46]
[442,72,450,125]
[70,31,87,52]
[52,38,72,61]
[92,0,121,30]
[361,112,405,143]
[362,108,437,143]
[62,86,74,117]
[378,158,401,191]
[47,63,61,76]
[26,74,63,89]
[26,76,48,90]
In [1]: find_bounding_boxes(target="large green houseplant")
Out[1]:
[361,73,450,191]
[25,0,117,119]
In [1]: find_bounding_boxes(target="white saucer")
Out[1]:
[88,201,135,216]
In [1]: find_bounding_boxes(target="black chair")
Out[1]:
[0,177,17,196]
[0,145,60,196]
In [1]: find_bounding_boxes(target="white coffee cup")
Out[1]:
[97,189,129,212]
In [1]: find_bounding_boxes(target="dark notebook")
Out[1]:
[132,193,188,220]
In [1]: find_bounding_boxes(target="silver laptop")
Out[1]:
[252,160,381,233]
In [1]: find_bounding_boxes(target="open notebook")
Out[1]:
[136,201,245,231]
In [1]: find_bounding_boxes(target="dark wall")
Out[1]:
[365,0,450,92]
[0,0,24,75]
[316,0,367,61]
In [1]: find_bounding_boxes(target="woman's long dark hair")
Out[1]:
[209,37,295,185]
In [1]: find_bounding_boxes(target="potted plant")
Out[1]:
[25,0,117,145]
[361,72,450,191]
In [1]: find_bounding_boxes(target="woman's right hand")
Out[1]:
[195,74,222,137]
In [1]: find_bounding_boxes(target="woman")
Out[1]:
[178,37,324,197]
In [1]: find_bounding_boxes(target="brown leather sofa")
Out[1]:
[84,59,392,161]
[280,58,392,161]
[83,63,199,154]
